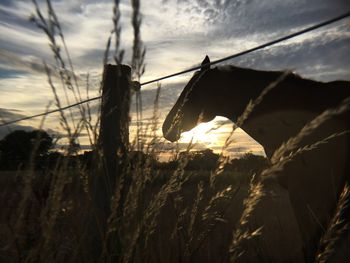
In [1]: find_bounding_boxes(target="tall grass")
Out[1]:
[1,1,349,262]
[315,184,350,263]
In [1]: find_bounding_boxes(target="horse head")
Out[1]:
[162,56,220,142]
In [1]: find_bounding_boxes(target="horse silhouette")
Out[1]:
[162,56,350,262]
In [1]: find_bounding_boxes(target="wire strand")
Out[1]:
[1,11,349,128]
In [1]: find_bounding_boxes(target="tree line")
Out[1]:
[0,129,267,174]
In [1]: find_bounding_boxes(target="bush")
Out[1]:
[0,130,53,170]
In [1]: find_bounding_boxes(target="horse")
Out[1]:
[162,56,350,262]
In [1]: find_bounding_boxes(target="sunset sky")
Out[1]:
[0,0,349,158]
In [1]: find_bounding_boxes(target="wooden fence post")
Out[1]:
[98,64,131,218]
[87,64,131,261]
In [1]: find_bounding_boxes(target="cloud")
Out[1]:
[154,141,207,152]
[188,0,350,36]
[219,23,350,81]
[0,108,70,142]
[0,108,34,139]
[0,108,26,122]
[0,50,48,76]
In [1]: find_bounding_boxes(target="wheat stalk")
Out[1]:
[315,184,350,263]
[229,180,264,262]
[271,96,350,164]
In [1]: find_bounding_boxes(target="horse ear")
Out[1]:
[201,55,210,71]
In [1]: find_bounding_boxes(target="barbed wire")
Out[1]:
[1,11,349,128]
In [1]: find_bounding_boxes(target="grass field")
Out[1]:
[0,169,304,262]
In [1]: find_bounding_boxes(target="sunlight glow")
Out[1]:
[175,116,266,157]
[179,121,219,145]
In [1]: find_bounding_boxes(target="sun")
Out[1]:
[179,121,219,145]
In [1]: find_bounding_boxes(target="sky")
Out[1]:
[0,0,349,159]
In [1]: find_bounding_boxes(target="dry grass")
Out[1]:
[315,184,350,263]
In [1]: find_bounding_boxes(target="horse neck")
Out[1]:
[217,67,322,158]
[217,66,287,120]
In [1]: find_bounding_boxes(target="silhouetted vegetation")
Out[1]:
[225,153,268,175]
[0,130,52,170]
[0,132,268,177]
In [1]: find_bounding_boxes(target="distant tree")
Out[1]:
[226,153,268,175]
[186,149,220,170]
[0,130,53,169]
[41,151,64,169]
